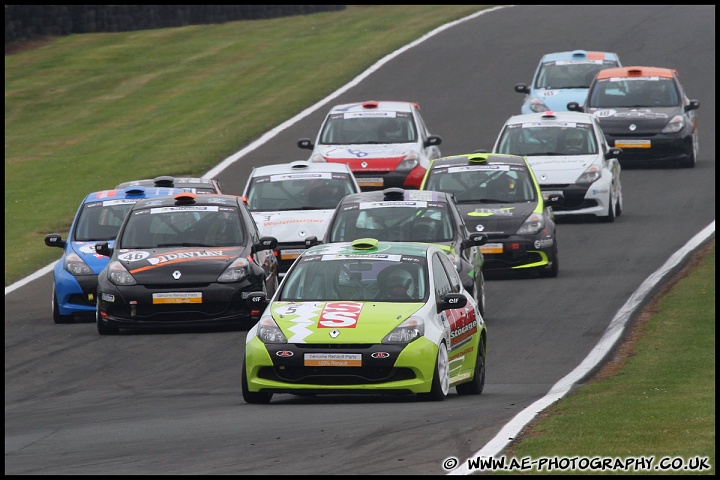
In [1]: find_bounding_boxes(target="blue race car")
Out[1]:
[514,50,621,114]
[45,185,185,323]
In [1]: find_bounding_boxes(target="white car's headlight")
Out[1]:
[575,165,602,185]
[107,260,136,286]
[382,316,425,344]
[529,97,550,113]
[662,114,685,133]
[218,257,251,283]
[396,152,419,171]
[517,212,545,235]
[64,252,93,276]
[257,315,288,344]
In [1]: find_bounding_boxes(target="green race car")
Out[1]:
[242,238,487,403]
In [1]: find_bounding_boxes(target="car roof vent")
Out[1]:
[173,192,196,205]
[468,153,488,164]
[383,187,405,201]
[123,185,147,196]
[571,49,588,58]
[351,238,378,250]
[542,110,557,118]
[290,160,311,169]
[627,68,644,76]
[362,101,379,109]
[153,175,175,187]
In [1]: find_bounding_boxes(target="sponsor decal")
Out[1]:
[304,352,362,367]
[371,352,390,359]
[263,218,326,226]
[534,238,554,249]
[469,207,513,217]
[152,292,202,304]
[276,351,293,357]
[146,250,225,265]
[101,293,115,302]
[448,165,509,173]
[318,302,363,328]
[270,172,331,181]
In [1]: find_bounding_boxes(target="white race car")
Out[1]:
[492,110,623,222]
[242,160,361,275]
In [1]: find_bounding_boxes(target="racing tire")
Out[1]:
[476,273,486,320]
[598,192,616,223]
[96,301,119,335]
[52,290,74,324]
[540,240,559,278]
[456,337,485,396]
[418,342,449,402]
[679,133,698,168]
[242,359,273,404]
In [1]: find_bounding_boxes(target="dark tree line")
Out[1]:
[5,5,346,44]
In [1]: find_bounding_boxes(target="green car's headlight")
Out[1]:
[257,315,288,344]
[382,316,425,344]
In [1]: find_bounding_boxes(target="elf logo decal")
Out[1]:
[371,352,390,359]
[318,302,362,328]
[276,351,293,357]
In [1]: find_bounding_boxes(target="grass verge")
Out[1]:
[495,240,715,475]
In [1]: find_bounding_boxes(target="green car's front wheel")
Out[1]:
[242,359,273,404]
[418,342,449,401]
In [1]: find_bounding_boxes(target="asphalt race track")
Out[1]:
[5,5,715,475]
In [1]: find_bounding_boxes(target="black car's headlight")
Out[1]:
[107,260,137,286]
[257,315,288,344]
[575,165,602,186]
[529,97,550,113]
[662,114,685,134]
[218,258,251,283]
[517,212,545,235]
[396,152,420,172]
[382,316,425,344]
[64,252,93,276]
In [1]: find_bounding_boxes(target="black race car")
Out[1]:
[94,192,279,334]
[305,187,488,317]
[421,153,558,278]
[568,66,700,168]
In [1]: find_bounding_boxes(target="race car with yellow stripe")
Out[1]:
[421,153,558,278]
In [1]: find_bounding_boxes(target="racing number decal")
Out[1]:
[317,302,363,328]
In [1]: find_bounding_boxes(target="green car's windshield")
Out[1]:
[280,256,428,302]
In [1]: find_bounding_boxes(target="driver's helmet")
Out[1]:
[381,266,414,298]
[562,129,586,153]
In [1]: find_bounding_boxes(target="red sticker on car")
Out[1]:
[317,302,363,328]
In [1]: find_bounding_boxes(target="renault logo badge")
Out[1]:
[629,124,637,131]
[330,329,340,338]
[172,270,181,280]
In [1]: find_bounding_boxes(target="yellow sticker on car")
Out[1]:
[152,292,202,304]
[615,139,650,148]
